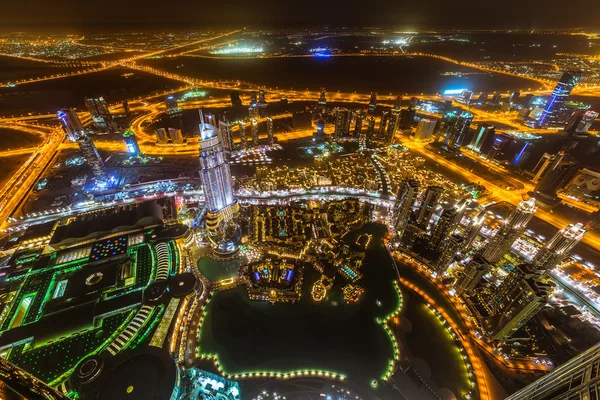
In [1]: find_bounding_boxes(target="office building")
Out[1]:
[122,129,141,157]
[469,124,496,153]
[416,186,444,227]
[399,107,416,130]
[430,204,464,250]
[238,120,248,150]
[565,111,586,135]
[539,71,582,127]
[155,128,168,145]
[250,118,259,146]
[314,119,326,142]
[258,89,267,107]
[490,93,501,105]
[77,134,105,177]
[446,111,473,148]
[334,108,351,139]
[165,96,180,114]
[505,342,600,400]
[488,278,552,341]
[368,92,377,114]
[393,179,420,237]
[318,87,327,106]
[57,108,84,142]
[455,256,491,295]
[508,91,520,103]
[230,91,243,108]
[218,119,234,152]
[533,223,587,272]
[85,96,116,132]
[401,223,426,250]
[366,116,376,147]
[433,234,464,274]
[353,113,363,136]
[122,100,130,116]
[577,110,599,133]
[267,116,274,145]
[463,213,485,251]
[482,198,537,263]
[393,95,402,112]
[414,118,436,142]
[386,112,399,142]
[534,156,579,205]
[487,263,545,314]
[532,152,561,183]
[198,111,240,254]
[168,128,184,145]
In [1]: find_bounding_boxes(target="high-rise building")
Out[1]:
[379,111,389,137]
[487,263,545,314]
[386,112,399,142]
[218,119,234,152]
[393,95,402,112]
[318,87,327,106]
[488,278,552,341]
[258,90,267,107]
[430,206,462,250]
[539,71,582,127]
[532,152,560,183]
[230,91,243,108]
[250,118,259,146]
[416,186,444,227]
[469,124,496,153]
[577,110,599,133]
[165,96,180,114]
[199,111,240,254]
[314,119,326,142]
[168,128,184,145]
[267,116,274,145]
[155,128,168,145]
[353,113,363,136]
[368,92,377,114]
[122,129,141,156]
[490,93,501,105]
[433,234,464,274]
[455,255,491,295]
[446,112,473,148]
[508,91,520,103]
[77,134,105,177]
[393,179,420,237]
[414,118,436,142]
[565,111,586,135]
[482,198,537,263]
[463,213,485,251]
[366,116,376,147]
[505,343,600,400]
[85,96,116,132]
[534,156,579,205]
[533,223,587,272]
[399,108,416,130]
[334,108,351,139]
[122,100,130,116]
[57,108,84,142]
[237,120,248,150]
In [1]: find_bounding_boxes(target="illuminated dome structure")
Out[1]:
[198,110,240,255]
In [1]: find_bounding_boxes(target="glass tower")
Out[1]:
[539,71,581,127]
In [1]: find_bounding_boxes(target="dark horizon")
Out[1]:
[1,0,600,33]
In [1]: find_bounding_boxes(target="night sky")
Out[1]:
[1,0,599,31]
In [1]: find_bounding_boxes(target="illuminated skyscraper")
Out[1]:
[258,90,267,106]
[482,198,537,263]
[487,263,544,314]
[505,343,600,400]
[539,71,582,127]
[455,255,491,295]
[366,116,376,147]
[445,111,473,148]
[463,213,485,251]
[469,124,495,153]
[368,92,377,114]
[334,108,351,139]
[122,129,141,157]
[379,111,389,137]
[386,112,399,142]
[155,128,168,145]
[399,107,416,130]
[414,118,436,142]
[198,111,240,254]
[433,234,464,274]
[430,203,464,250]
[218,119,234,152]
[533,223,587,272]
[230,91,243,108]
[393,179,420,237]
[85,96,116,132]
[267,116,274,145]
[577,110,599,133]
[534,156,579,205]
[318,87,327,106]
[416,186,443,227]
[57,108,84,142]
[250,118,259,146]
[353,112,363,136]
[77,134,105,177]
[238,120,248,150]
[488,278,552,341]
[393,95,402,112]
[165,96,180,114]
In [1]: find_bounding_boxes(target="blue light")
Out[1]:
[443,88,468,95]
[514,142,529,164]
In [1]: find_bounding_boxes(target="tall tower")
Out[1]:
[447,112,473,148]
[334,108,351,139]
[399,107,416,130]
[366,116,376,147]
[250,118,259,146]
[199,111,240,254]
[433,234,464,274]
[486,263,544,314]
[238,120,248,150]
[57,108,84,142]
[430,207,460,250]
[534,155,579,204]
[368,92,377,114]
[463,213,485,251]
[488,278,552,341]
[482,198,537,263]
[77,134,105,177]
[318,87,327,106]
[267,116,274,145]
[85,96,116,132]
[469,124,495,153]
[393,179,420,237]
[533,223,587,272]
[416,186,444,227]
[539,71,581,127]
[386,112,399,143]
[218,119,234,152]
[455,255,491,295]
